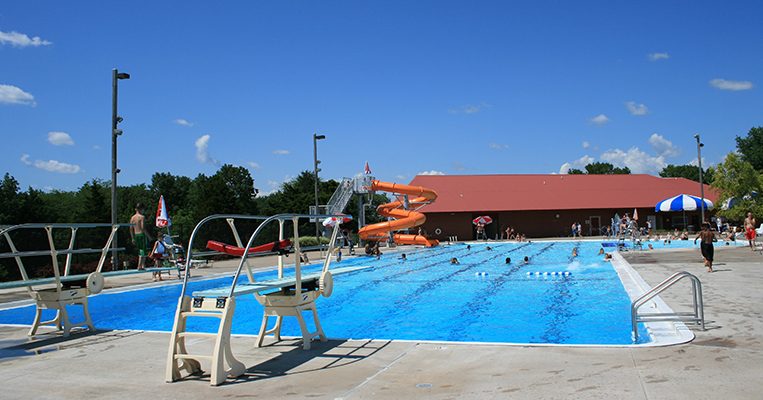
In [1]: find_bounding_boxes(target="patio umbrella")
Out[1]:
[323,214,353,227]
[655,194,713,229]
[655,194,713,212]
[472,216,493,225]
[155,195,172,228]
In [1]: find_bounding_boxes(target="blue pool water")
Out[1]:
[0,240,727,345]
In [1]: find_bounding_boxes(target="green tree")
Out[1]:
[659,164,715,183]
[150,172,192,213]
[712,152,763,221]
[567,162,630,175]
[215,164,258,214]
[735,126,763,171]
[76,179,110,223]
[39,190,79,222]
[0,173,24,224]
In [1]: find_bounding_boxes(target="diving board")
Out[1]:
[0,223,133,336]
[0,267,180,290]
[192,265,370,298]
[166,213,363,386]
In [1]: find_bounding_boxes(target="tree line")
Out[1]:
[0,166,389,280]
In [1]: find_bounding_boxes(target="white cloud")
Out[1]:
[47,131,74,146]
[625,101,648,116]
[93,145,101,150]
[20,154,31,165]
[590,114,609,125]
[0,30,52,47]
[582,141,590,149]
[418,170,445,175]
[194,134,218,164]
[395,175,407,180]
[173,118,194,127]
[449,103,491,114]
[33,159,81,174]
[489,143,508,150]
[648,133,678,157]
[558,155,595,174]
[648,52,670,61]
[0,84,36,106]
[688,157,707,167]
[247,161,260,170]
[272,149,290,155]
[600,147,667,174]
[709,78,753,91]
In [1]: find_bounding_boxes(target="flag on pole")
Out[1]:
[364,161,372,175]
[155,195,171,228]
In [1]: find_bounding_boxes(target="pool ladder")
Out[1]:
[631,271,705,342]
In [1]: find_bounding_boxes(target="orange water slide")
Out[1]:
[358,180,440,247]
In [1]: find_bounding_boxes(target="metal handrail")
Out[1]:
[178,213,345,300]
[631,271,704,342]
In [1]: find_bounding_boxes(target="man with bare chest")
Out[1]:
[694,222,716,272]
[129,203,152,270]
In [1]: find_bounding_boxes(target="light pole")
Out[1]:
[313,133,326,243]
[694,134,705,224]
[111,68,130,268]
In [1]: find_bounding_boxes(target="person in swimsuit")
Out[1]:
[744,212,757,250]
[129,203,151,271]
[694,222,716,272]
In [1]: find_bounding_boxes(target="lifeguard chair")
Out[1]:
[165,213,369,386]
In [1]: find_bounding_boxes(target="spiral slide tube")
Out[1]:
[358,180,440,247]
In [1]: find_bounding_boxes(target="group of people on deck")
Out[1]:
[502,225,527,242]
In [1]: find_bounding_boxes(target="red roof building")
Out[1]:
[407,174,716,239]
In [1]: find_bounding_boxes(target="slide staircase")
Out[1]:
[326,178,355,215]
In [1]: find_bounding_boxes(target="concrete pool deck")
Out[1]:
[1,244,761,399]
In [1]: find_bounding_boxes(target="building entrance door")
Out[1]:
[589,216,601,236]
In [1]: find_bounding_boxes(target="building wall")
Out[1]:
[420,208,704,240]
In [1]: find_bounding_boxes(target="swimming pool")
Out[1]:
[0,240,727,345]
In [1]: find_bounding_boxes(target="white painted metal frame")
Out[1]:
[166,213,347,386]
[0,223,130,336]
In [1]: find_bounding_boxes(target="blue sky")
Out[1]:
[1,1,761,194]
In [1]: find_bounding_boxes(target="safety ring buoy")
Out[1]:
[319,271,333,297]
[86,272,105,294]
[434,228,442,235]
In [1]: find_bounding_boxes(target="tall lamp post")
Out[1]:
[111,68,130,268]
[694,134,706,224]
[313,133,326,243]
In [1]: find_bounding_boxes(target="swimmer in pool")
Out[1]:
[450,257,460,265]
[598,247,605,255]
[466,245,471,250]
[505,257,511,264]
[400,253,407,261]
[523,256,529,264]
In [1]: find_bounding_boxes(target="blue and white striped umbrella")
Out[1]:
[655,194,713,212]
